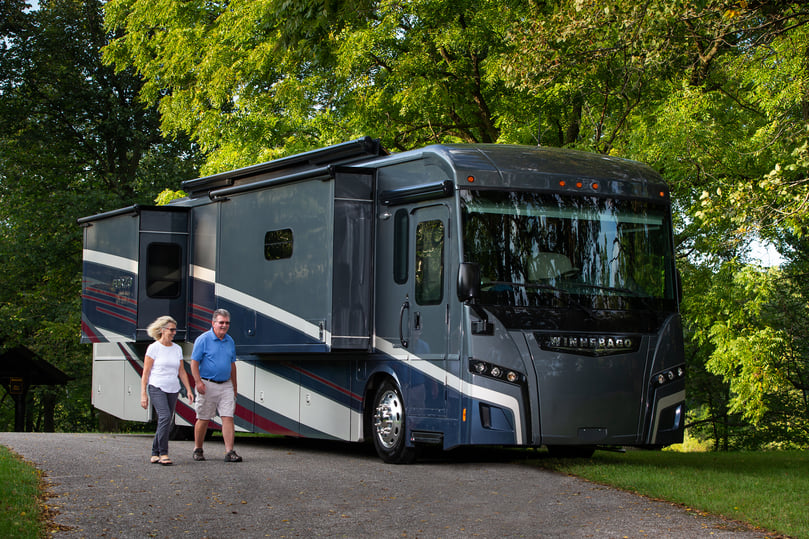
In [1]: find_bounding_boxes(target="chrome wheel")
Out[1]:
[370,380,415,463]
[374,388,404,450]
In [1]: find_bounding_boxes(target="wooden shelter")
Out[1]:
[0,345,72,431]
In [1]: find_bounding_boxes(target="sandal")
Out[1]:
[158,455,173,466]
[150,456,160,464]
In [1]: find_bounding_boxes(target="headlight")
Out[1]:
[469,359,524,385]
[653,365,685,388]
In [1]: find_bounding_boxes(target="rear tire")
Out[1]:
[371,380,416,464]
[546,445,596,458]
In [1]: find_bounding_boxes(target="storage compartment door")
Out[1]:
[92,343,150,422]
[92,354,125,419]
[123,357,150,422]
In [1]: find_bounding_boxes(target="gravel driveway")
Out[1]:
[0,432,774,538]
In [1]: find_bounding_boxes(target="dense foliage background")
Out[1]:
[1,0,807,449]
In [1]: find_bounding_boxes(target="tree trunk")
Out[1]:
[43,390,56,432]
[24,390,34,431]
[564,95,583,145]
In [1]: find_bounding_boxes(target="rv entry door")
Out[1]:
[406,205,449,414]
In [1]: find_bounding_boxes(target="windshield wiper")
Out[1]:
[483,281,567,293]
[573,283,657,310]
[571,283,640,295]
[482,281,595,316]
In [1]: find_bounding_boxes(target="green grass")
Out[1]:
[529,449,809,539]
[0,445,46,539]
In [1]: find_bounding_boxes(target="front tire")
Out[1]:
[372,380,416,464]
[169,424,194,441]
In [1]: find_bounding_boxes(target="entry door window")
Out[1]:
[415,219,444,305]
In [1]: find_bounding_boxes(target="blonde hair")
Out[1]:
[147,316,178,341]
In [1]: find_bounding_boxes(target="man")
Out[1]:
[190,308,242,462]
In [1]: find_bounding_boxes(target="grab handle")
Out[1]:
[399,300,410,348]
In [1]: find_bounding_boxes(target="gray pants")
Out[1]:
[148,385,179,456]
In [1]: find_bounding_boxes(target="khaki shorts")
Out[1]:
[195,379,236,420]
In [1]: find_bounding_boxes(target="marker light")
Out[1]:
[467,176,475,183]
[591,183,599,190]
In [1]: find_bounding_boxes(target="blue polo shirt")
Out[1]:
[191,328,236,381]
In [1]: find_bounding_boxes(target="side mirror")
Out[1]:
[457,262,481,302]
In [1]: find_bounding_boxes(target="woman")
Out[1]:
[140,316,194,466]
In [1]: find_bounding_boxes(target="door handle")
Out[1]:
[399,300,410,348]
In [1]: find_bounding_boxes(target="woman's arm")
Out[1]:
[140,355,155,409]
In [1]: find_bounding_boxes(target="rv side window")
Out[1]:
[265,229,293,260]
[415,219,444,305]
[393,210,408,284]
[146,242,182,299]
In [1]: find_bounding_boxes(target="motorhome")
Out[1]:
[80,137,685,463]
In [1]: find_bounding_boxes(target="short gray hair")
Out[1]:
[212,308,230,321]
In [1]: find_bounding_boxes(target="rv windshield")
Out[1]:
[460,190,677,313]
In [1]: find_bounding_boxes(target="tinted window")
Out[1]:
[415,219,444,305]
[265,229,293,260]
[146,242,182,298]
[393,210,408,284]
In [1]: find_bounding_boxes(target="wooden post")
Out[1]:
[13,392,26,432]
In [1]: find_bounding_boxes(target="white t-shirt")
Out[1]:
[146,341,184,393]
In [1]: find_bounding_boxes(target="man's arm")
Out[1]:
[190,337,207,394]
[230,361,237,396]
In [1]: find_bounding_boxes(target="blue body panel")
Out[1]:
[81,261,138,342]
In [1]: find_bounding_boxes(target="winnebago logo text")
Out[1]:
[539,335,639,356]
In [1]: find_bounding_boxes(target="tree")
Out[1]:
[687,261,809,448]
[0,0,201,432]
[102,0,538,171]
[499,1,809,256]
